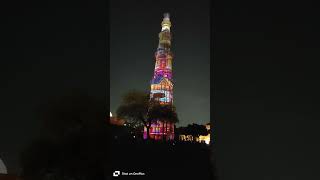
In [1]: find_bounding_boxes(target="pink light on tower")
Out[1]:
[143,13,175,140]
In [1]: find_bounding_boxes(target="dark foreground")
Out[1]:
[20,128,215,180]
[109,139,214,179]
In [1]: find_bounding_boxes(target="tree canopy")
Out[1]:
[116,90,179,139]
[116,90,149,128]
[185,123,209,137]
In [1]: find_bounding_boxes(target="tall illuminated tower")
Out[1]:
[143,13,175,140]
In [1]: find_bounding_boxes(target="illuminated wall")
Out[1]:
[143,121,175,140]
[179,123,211,145]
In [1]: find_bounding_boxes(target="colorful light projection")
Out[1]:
[150,77,173,104]
[143,121,175,140]
[150,90,172,103]
[154,53,173,78]
[143,13,175,140]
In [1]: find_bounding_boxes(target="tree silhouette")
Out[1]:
[117,90,179,140]
[185,123,209,142]
[148,103,178,140]
[116,90,151,139]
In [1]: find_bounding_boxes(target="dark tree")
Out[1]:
[185,123,209,142]
[116,90,179,140]
[175,126,186,137]
[116,90,151,139]
[148,103,179,140]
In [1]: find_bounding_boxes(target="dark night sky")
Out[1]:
[110,0,210,127]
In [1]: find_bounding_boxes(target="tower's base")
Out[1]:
[143,121,174,140]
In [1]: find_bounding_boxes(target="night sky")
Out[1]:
[110,0,210,127]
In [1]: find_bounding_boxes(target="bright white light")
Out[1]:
[0,158,7,174]
[205,139,210,145]
[161,25,170,31]
[110,112,112,117]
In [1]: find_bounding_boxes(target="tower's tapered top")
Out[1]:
[161,12,171,31]
[164,13,170,19]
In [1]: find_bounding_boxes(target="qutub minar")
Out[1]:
[143,13,175,140]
